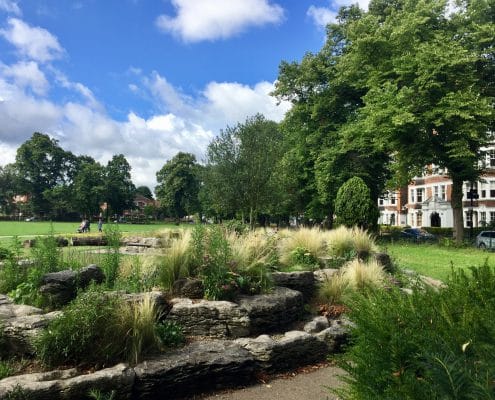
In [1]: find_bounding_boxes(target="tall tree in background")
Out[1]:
[105,154,135,218]
[0,164,20,215]
[72,157,106,218]
[274,0,494,239]
[135,186,154,199]
[14,132,76,216]
[204,114,284,228]
[155,152,200,219]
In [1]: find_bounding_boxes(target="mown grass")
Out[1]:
[383,242,495,281]
[0,221,186,239]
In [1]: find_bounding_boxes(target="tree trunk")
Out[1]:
[249,207,255,231]
[451,175,464,245]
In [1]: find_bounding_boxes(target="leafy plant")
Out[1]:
[0,360,14,380]
[88,389,116,400]
[155,321,185,348]
[337,263,495,399]
[35,286,126,367]
[0,236,25,294]
[102,225,121,288]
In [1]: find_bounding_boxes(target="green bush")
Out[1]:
[337,264,495,399]
[35,287,126,367]
[102,225,122,288]
[0,237,25,294]
[155,321,185,348]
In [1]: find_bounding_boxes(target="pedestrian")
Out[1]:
[98,218,103,232]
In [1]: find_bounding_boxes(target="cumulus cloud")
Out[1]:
[0,0,21,15]
[0,61,49,95]
[0,18,64,62]
[156,0,284,42]
[307,0,369,28]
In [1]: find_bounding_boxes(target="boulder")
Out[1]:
[118,291,171,319]
[132,340,255,399]
[313,268,339,283]
[237,287,304,335]
[39,270,77,307]
[271,271,315,301]
[166,298,250,338]
[303,316,330,334]
[0,363,134,400]
[236,330,329,372]
[315,318,350,352]
[77,264,105,288]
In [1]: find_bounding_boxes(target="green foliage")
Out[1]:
[3,385,29,400]
[88,389,116,400]
[104,154,136,217]
[102,225,121,288]
[35,286,126,367]
[156,231,191,292]
[155,321,185,348]
[0,246,12,260]
[335,177,376,229]
[155,152,201,219]
[290,246,319,269]
[0,236,25,294]
[338,264,495,400]
[0,360,14,380]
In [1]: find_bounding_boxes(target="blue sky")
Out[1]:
[0,0,369,190]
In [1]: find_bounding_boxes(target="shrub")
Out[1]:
[351,227,377,259]
[155,321,185,348]
[0,237,25,294]
[278,227,326,267]
[334,177,378,230]
[337,264,495,400]
[0,360,14,380]
[317,273,349,305]
[35,287,126,367]
[102,225,121,288]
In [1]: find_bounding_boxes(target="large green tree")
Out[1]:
[0,164,20,215]
[14,132,76,216]
[104,154,135,217]
[204,114,284,228]
[155,152,200,219]
[72,157,106,218]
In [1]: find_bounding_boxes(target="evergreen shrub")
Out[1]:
[338,264,495,399]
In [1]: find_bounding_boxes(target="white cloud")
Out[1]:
[156,0,284,42]
[0,0,21,15]
[307,0,369,28]
[0,18,64,62]
[0,61,49,95]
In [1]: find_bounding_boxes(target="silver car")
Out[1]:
[476,231,495,249]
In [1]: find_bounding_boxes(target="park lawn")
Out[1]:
[0,221,185,238]
[384,242,495,281]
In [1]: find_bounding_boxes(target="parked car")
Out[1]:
[24,216,37,222]
[400,228,436,242]
[475,231,495,249]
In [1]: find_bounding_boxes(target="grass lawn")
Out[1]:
[0,221,185,239]
[383,242,495,281]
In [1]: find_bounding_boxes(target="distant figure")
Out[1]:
[77,219,86,233]
[98,218,103,232]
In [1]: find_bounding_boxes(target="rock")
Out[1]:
[133,340,255,399]
[118,291,171,319]
[39,270,77,307]
[236,330,329,373]
[313,268,339,283]
[71,236,108,246]
[303,316,330,334]
[0,363,134,400]
[271,271,315,301]
[77,264,105,288]
[166,298,250,338]
[315,318,350,352]
[172,278,204,299]
[237,287,304,335]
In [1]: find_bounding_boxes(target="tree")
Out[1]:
[14,132,76,216]
[204,114,284,228]
[155,152,200,219]
[335,176,378,229]
[0,164,20,215]
[104,154,135,217]
[72,158,106,218]
[135,186,153,200]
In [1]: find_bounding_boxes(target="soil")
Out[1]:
[196,362,346,400]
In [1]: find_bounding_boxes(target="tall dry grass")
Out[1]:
[341,259,385,291]
[278,227,326,266]
[325,226,355,258]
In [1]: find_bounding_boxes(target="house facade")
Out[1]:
[378,147,495,228]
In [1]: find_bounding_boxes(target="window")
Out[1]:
[416,188,423,203]
[410,189,415,204]
[491,212,495,224]
[416,212,422,227]
[490,181,495,197]
[441,185,446,200]
[489,149,495,167]
[481,212,487,226]
[434,186,439,198]
[379,198,384,205]
[390,196,396,205]
[482,190,486,198]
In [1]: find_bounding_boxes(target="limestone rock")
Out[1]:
[315,318,350,352]
[133,340,255,399]
[39,270,77,306]
[303,316,330,334]
[271,271,315,301]
[77,264,105,288]
[172,278,204,299]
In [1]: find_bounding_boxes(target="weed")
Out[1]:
[155,321,185,348]
[0,237,25,294]
[88,389,116,400]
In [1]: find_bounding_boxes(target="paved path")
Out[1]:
[198,364,345,400]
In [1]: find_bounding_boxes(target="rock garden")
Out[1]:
[1,225,494,399]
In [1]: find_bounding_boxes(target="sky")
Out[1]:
[0,0,370,191]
